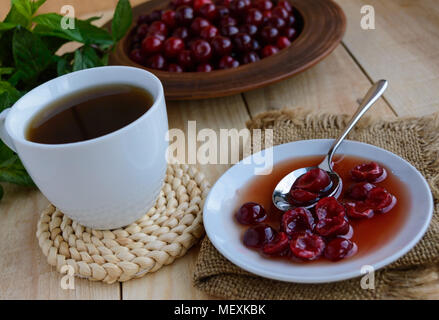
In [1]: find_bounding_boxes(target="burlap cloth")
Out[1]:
[193,109,439,299]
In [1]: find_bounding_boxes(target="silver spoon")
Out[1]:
[272,80,388,211]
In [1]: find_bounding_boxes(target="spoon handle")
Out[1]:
[319,80,388,171]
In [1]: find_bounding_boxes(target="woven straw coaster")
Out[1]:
[36,164,210,284]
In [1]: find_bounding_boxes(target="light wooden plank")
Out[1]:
[336,0,439,116]
[243,46,395,117]
[0,185,121,299]
[0,0,146,20]
[122,95,251,299]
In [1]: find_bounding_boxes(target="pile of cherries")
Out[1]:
[236,162,396,262]
[129,0,301,72]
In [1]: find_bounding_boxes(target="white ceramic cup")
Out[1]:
[0,66,168,229]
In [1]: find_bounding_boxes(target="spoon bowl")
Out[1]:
[272,166,342,211]
[272,80,388,211]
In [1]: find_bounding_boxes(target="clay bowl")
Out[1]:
[107,0,346,100]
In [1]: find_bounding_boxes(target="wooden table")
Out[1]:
[1,0,438,299]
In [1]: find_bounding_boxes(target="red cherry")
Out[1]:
[191,17,210,34]
[200,25,219,40]
[161,10,176,28]
[242,51,260,64]
[272,6,289,20]
[177,49,194,69]
[236,202,267,225]
[283,27,297,40]
[262,232,289,255]
[171,0,193,8]
[315,197,346,220]
[147,31,165,41]
[218,55,239,69]
[193,0,212,11]
[129,48,144,64]
[276,36,291,49]
[246,8,263,26]
[251,39,261,51]
[234,33,253,52]
[316,216,350,237]
[351,162,387,183]
[290,232,325,261]
[346,182,376,200]
[148,21,168,36]
[262,10,272,20]
[260,26,279,43]
[141,36,164,55]
[230,0,251,14]
[146,54,166,70]
[173,26,190,40]
[164,37,185,58]
[217,5,230,18]
[220,25,239,37]
[239,24,258,36]
[290,188,318,204]
[255,0,273,11]
[285,15,296,27]
[278,0,293,12]
[266,16,286,29]
[222,0,234,6]
[143,9,162,23]
[220,16,237,27]
[324,238,355,261]
[346,202,374,219]
[211,36,232,56]
[281,207,315,236]
[366,187,397,213]
[175,5,194,25]
[261,45,279,57]
[294,168,331,193]
[197,63,214,72]
[167,63,183,72]
[243,224,276,248]
[190,39,212,61]
[136,23,149,37]
[137,14,149,25]
[199,3,218,21]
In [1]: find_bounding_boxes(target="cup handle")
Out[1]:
[0,108,17,152]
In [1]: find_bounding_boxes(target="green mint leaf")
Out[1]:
[0,67,14,78]
[72,46,103,71]
[30,0,47,15]
[32,13,83,42]
[4,3,30,28]
[56,54,73,76]
[0,142,34,187]
[0,80,22,110]
[0,22,16,31]
[0,156,35,186]
[40,35,69,54]
[12,27,52,82]
[33,13,114,46]
[0,29,14,66]
[111,0,132,42]
[10,0,33,20]
[84,16,102,24]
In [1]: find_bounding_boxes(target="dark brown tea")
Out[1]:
[26,84,154,144]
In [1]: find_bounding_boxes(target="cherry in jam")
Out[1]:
[235,155,409,264]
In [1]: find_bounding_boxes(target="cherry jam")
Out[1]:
[235,155,410,263]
